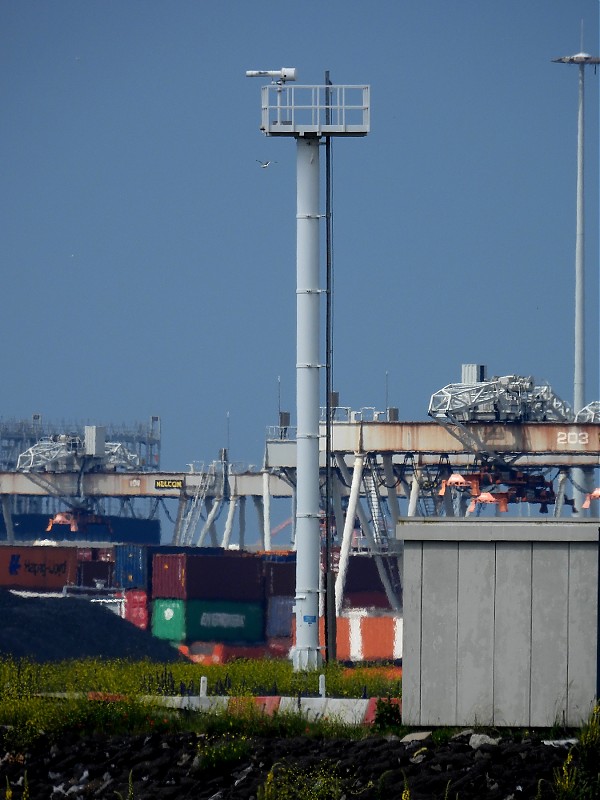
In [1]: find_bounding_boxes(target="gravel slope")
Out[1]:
[0,588,183,662]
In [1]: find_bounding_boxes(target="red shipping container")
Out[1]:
[125,589,148,607]
[124,589,149,629]
[263,561,296,597]
[152,552,263,602]
[0,545,78,591]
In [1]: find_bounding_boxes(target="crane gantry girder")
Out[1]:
[264,421,600,470]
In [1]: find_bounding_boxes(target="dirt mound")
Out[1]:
[0,589,183,662]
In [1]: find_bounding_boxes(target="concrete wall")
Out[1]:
[400,520,599,727]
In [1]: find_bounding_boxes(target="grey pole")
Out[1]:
[574,60,585,416]
[292,135,323,670]
[552,50,599,512]
[246,71,369,669]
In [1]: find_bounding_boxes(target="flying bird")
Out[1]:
[256,160,277,168]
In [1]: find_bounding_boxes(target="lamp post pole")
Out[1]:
[552,50,599,512]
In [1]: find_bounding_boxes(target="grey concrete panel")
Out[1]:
[530,544,569,727]
[401,542,423,725]
[420,542,458,725]
[494,543,532,726]
[567,543,599,725]
[456,543,495,725]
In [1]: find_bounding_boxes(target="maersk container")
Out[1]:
[0,545,78,591]
[152,598,265,643]
[152,552,263,602]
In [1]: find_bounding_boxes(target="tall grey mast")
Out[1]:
[552,48,599,511]
[551,50,599,415]
[246,68,370,669]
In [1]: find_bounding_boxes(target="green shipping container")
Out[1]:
[152,599,187,641]
[152,599,265,643]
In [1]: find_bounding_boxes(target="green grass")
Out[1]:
[0,656,401,749]
[0,656,400,699]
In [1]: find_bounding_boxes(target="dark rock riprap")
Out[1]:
[1,729,576,799]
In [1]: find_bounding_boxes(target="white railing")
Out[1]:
[261,84,370,136]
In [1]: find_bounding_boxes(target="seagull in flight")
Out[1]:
[257,159,277,168]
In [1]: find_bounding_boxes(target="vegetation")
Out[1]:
[0,656,400,699]
[2,656,600,799]
[536,702,600,800]
[0,656,400,749]
[256,759,373,800]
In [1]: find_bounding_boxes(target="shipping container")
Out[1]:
[152,598,265,643]
[114,544,226,591]
[343,555,392,609]
[113,544,152,590]
[344,590,391,610]
[78,559,114,588]
[152,552,263,602]
[123,589,149,630]
[0,545,78,591]
[263,559,296,597]
[266,595,294,637]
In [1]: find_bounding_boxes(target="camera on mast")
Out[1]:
[245,68,297,83]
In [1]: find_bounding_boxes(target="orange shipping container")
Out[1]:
[0,545,78,591]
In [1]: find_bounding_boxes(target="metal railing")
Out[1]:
[260,84,370,136]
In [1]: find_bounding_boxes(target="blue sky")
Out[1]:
[1,0,598,473]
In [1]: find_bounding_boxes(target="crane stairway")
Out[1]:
[362,456,403,609]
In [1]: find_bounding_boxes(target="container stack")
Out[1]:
[151,552,266,647]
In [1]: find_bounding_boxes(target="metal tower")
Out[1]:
[247,68,370,669]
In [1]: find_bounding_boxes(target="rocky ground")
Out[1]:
[1,727,578,799]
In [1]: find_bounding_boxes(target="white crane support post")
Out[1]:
[247,69,370,670]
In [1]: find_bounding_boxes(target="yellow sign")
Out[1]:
[154,478,184,490]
